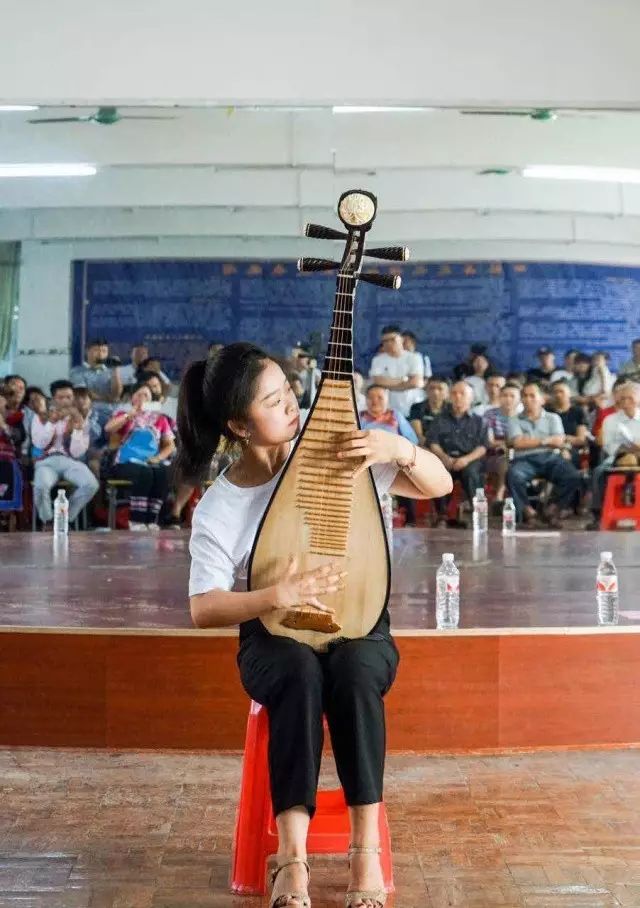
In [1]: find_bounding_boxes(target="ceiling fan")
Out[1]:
[28,106,177,126]
[460,107,598,122]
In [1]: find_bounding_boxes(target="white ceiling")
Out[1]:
[1,106,640,250]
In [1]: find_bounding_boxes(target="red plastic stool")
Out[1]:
[601,469,640,530]
[230,700,394,896]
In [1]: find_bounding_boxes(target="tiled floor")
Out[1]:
[1,746,639,907]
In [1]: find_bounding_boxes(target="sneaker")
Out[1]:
[129,522,148,532]
[147,523,160,533]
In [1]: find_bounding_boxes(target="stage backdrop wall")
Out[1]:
[71,260,640,379]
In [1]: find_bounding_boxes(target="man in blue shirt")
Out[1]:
[506,382,582,527]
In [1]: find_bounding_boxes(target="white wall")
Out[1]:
[15,233,640,388]
[2,0,639,108]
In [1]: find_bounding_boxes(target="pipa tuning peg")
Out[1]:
[359,272,402,290]
[305,223,348,241]
[365,246,410,262]
[297,257,340,273]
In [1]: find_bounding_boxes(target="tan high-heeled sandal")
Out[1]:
[345,844,387,907]
[269,856,311,908]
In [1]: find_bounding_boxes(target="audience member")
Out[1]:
[587,382,640,529]
[567,353,592,404]
[549,380,589,467]
[369,324,424,417]
[506,382,582,528]
[73,386,110,477]
[592,377,629,445]
[70,338,122,402]
[119,344,149,386]
[293,349,321,409]
[473,372,505,416]
[527,347,558,383]
[552,349,579,383]
[360,384,419,526]
[619,338,640,382]
[465,353,491,407]
[401,331,432,407]
[582,351,616,406]
[359,385,418,443]
[483,381,522,501]
[3,374,27,410]
[409,375,449,447]
[0,384,24,513]
[453,343,488,380]
[429,381,488,527]
[30,379,99,528]
[105,383,175,531]
[140,371,178,421]
[506,371,527,387]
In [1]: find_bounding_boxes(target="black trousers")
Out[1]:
[434,459,484,515]
[112,462,170,524]
[237,632,400,819]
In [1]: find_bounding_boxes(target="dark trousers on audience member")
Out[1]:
[237,632,399,819]
[112,462,170,525]
[434,459,484,515]
[507,452,582,522]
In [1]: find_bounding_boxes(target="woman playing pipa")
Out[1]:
[179,190,452,908]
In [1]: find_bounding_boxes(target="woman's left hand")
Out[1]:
[147,455,160,464]
[337,429,408,479]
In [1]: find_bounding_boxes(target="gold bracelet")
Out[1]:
[396,442,417,474]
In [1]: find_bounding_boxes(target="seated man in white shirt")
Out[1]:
[30,380,99,528]
[587,382,640,529]
[369,324,424,417]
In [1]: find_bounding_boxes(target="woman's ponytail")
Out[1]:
[175,360,221,482]
[175,342,270,483]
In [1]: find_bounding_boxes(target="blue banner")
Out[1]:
[71,259,640,379]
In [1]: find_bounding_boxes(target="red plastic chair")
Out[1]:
[601,469,640,530]
[230,700,394,896]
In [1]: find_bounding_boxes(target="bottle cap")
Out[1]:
[443,552,454,560]
[600,551,613,561]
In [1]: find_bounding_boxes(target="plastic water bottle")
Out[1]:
[53,489,69,536]
[502,497,516,536]
[436,553,460,629]
[596,551,619,625]
[472,487,488,534]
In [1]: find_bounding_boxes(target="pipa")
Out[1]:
[247,189,410,651]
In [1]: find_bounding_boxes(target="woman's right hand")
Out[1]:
[271,556,346,615]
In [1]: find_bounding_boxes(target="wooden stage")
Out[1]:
[1,530,639,753]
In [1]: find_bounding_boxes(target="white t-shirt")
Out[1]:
[189,445,398,598]
[369,351,424,416]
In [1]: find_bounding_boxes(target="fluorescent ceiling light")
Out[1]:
[0,163,97,178]
[0,105,39,112]
[523,164,640,184]
[332,106,433,114]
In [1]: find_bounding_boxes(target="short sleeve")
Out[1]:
[157,415,175,438]
[507,417,523,440]
[427,415,443,446]
[408,351,424,377]
[189,513,236,597]
[371,461,399,497]
[369,354,384,378]
[548,413,565,435]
